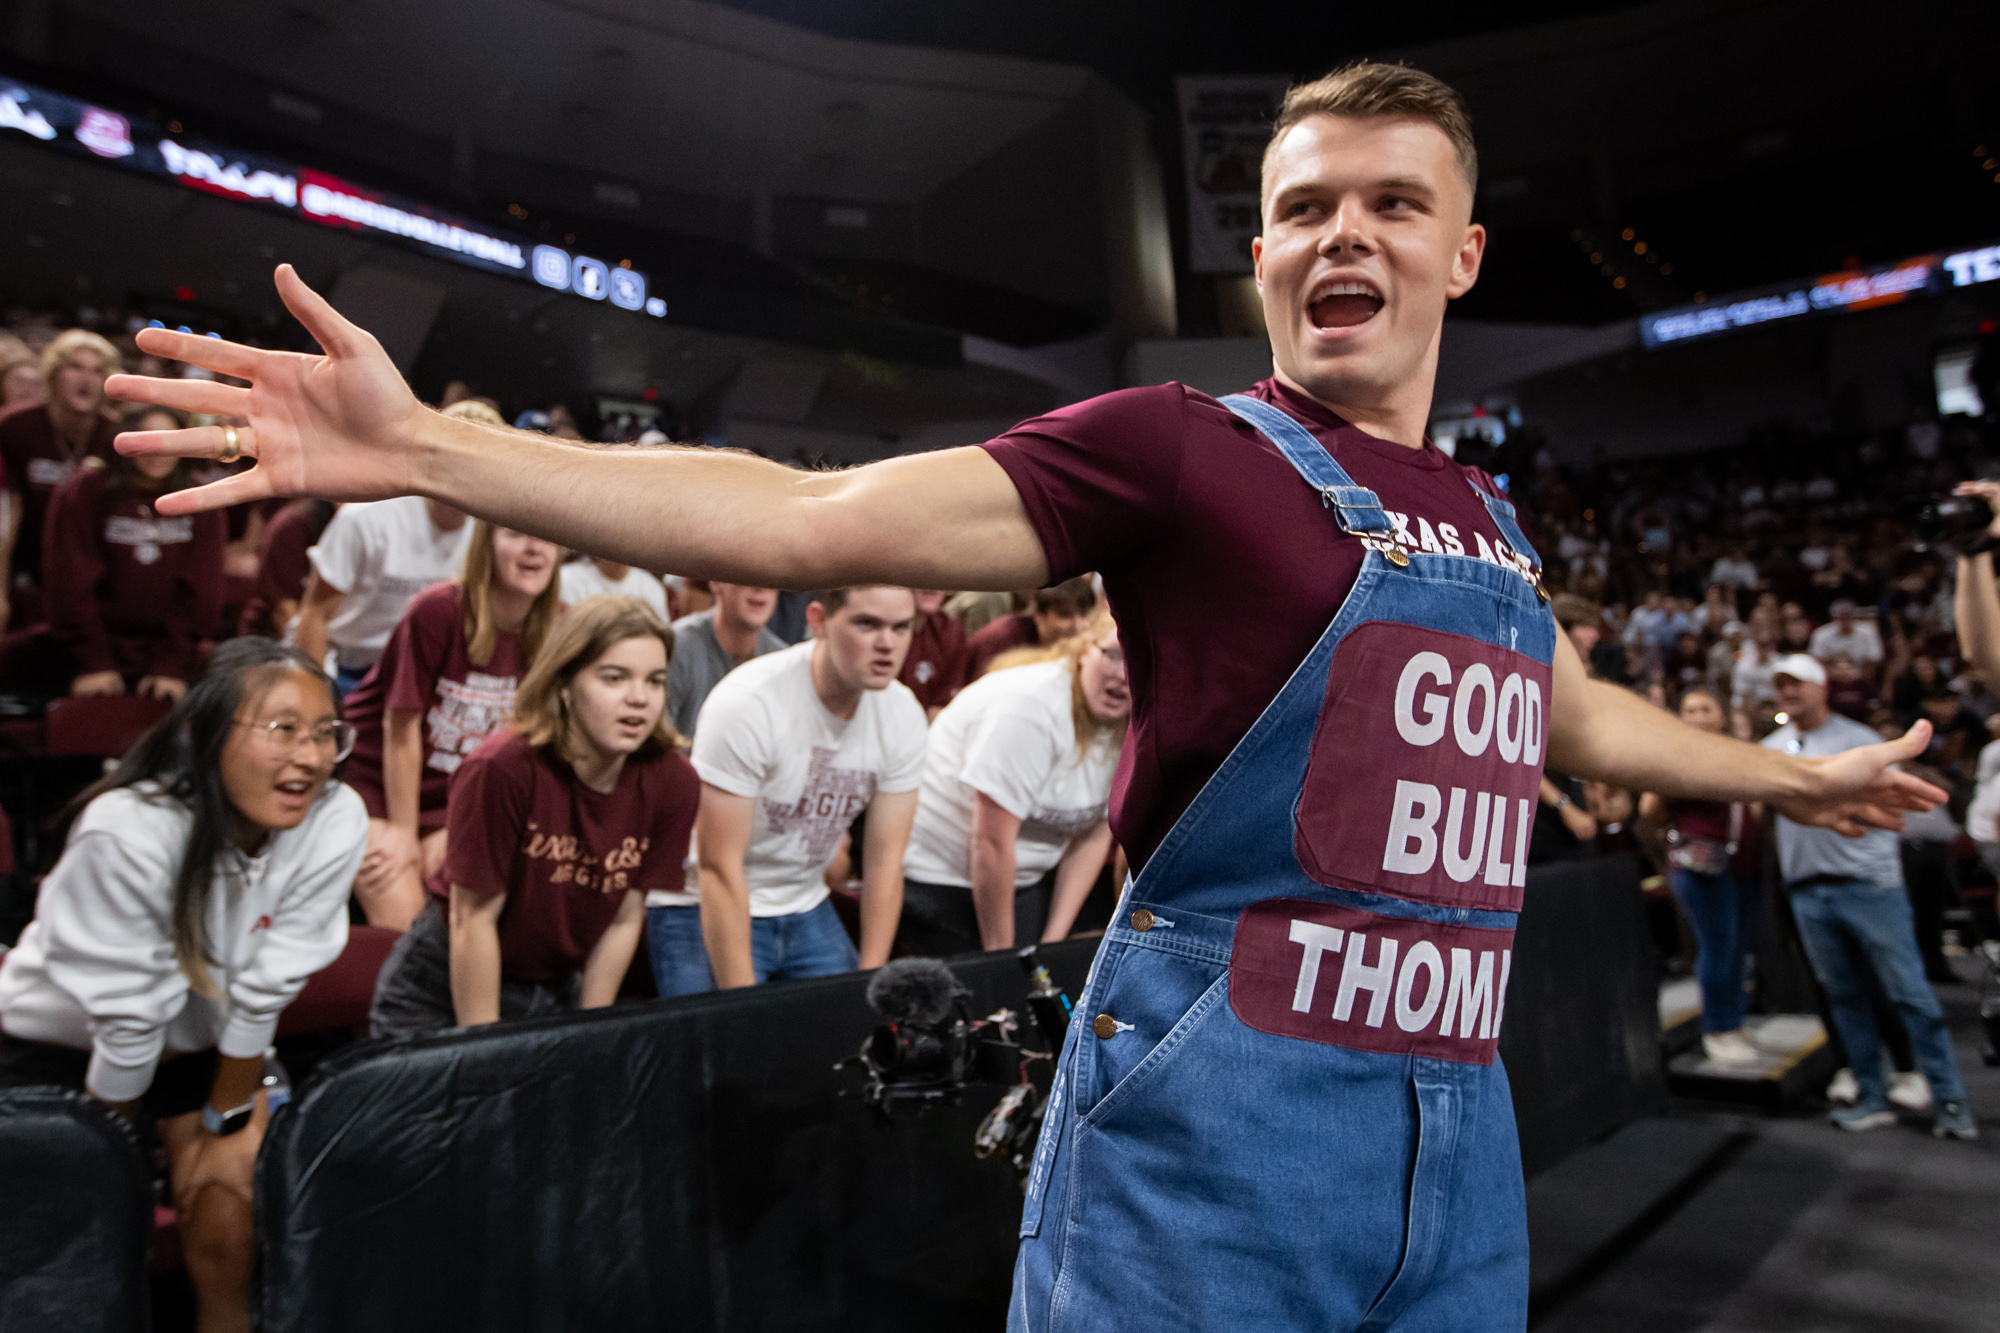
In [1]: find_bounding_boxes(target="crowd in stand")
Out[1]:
[0,301,1991,1327]
[0,308,1135,1331]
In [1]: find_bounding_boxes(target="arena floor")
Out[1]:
[1533,961,2000,1333]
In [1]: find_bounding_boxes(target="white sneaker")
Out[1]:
[1702,1031,1764,1066]
[1888,1070,1933,1112]
[1827,1067,1860,1104]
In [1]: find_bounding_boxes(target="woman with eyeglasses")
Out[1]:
[369,596,699,1036]
[898,611,1129,956]
[0,637,365,1333]
[338,519,563,930]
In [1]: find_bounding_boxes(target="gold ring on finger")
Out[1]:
[219,425,240,464]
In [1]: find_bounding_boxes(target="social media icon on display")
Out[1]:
[531,245,571,289]
[570,255,609,300]
[608,267,646,311]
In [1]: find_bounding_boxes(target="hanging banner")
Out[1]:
[1175,74,1291,275]
[0,76,665,317]
[1639,241,2000,349]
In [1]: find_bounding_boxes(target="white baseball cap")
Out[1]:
[1770,654,1827,686]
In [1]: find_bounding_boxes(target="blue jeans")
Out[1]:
[333,661,370,699]
[750,899,859,982]
[1668,869,1759,1032]
[645,905,716,997]
[1788,878,1965,1107]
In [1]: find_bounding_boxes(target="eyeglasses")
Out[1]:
[240,717,358,763]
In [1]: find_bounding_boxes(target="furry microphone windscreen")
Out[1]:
[866,958,967,1027]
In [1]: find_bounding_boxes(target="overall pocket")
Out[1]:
[1074,943,1230,1125]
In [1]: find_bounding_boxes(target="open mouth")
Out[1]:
[274,778,314,803]
[1308,279,1385,330]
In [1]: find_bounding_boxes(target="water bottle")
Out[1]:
[260,1048,292,1115]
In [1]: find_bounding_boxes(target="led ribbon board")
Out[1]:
[0,77,662,316]
[1639,243,2000,349]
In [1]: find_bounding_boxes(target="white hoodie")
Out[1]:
[0,781,366,1101]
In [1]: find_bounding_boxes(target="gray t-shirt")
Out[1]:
[668,610,784,739]
[1761,712,1903,887]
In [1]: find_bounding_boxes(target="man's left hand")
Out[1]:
[1771,720,1946,836]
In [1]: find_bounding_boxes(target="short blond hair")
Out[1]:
[1261,61,1477,207]
[40,328,121,382]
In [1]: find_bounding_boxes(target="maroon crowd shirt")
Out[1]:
[342,582,525,827]
[0,404,118,584]
[435,730,700,984]
[979,376,1528,867]
[900,609,969,710]
[42,462,225,680]
[238,498,325,637]
[964,611,1038,683]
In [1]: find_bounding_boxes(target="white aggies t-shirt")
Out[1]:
[559,559,670,621]
[308,497,472,673]
[904,661,1118,889]
[690,642,927,917]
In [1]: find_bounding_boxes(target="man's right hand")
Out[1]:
[104,265,426,515]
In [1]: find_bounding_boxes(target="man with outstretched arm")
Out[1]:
[112,61,1940,1333]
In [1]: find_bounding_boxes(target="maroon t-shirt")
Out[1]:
[980,377,1528,866]
[238,499,328,637]
[901,609,969,709]
[964,611,1037,683]
[1665,798,1762,878]
[342,583,525,826]
[438,730,700,984]
[42,461,225,680]
[0,405,118,583]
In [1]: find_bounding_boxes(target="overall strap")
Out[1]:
[1467,476,1543,569]
[1219,394,1393,537]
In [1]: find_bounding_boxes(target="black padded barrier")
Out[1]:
[1500,853,1665,1178]
[255,856,1660,1332]
[0,1086,154,1332]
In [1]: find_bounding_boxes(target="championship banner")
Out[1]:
[1175,74,1291,274]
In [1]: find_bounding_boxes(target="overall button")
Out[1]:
[1129,908,1155,933]
[1092,1014,1119,1040]
[1385,547,1411,568]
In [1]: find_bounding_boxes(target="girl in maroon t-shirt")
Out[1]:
[40,407,225,701]
[368,595,700,1035]
[341,520,562,928]
[1638,687,1766,1066]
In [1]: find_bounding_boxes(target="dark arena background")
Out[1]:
[1,1,1998,1330]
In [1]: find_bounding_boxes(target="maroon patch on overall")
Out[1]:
[1229,899,1514,1064]
[1296,621,1550,913]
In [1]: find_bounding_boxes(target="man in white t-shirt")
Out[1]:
[1808,599,1884,680]
[558,554,670,621]
[295,495,470,692]
[684,586,926,985]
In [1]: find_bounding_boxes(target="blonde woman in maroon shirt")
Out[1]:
[370,595,700,1036]
[340,519,562,929]
[41,406,225,702]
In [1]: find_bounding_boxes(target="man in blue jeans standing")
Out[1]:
[1763,654,1976,1138]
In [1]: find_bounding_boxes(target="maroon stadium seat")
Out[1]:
[41,696,170,759]
[277,926,401,1039]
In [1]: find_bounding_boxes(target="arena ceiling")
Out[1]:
[11,0,2000,342]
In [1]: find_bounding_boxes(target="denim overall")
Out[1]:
[1009,396,1557,1332]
